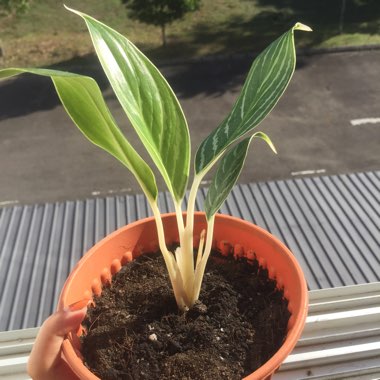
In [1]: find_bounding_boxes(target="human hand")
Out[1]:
[27,299,88,380]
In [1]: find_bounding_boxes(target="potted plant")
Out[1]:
[0,7,310,379]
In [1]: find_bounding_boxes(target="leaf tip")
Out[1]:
[63,4,82,17]
[266,140,277,154]
[294,23,312,32]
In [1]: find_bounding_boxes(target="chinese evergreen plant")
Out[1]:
[0,7,311,311]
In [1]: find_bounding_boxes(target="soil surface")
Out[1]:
[82,252,290,380]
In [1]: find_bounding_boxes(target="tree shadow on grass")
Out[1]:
[152,0,380,98]
[3,0,378,119]
[251,0,380,46]
[1,4,316,121]
[0,43,255,120]
[148,16,311,99]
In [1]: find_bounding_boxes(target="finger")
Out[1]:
[27,299,88,379]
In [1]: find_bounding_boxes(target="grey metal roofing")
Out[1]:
[0,170,379,331]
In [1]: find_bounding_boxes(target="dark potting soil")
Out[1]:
[81,251,290,380]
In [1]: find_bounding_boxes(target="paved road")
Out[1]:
[0,49,379,206]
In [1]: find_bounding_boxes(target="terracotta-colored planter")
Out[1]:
[58,212,308,380]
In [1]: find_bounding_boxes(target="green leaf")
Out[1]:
[66,7,190,202]
[195,23,311,175]
[0,68,158,201]
[204,132,276,220]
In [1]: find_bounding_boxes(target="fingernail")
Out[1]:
[65,298,90,312]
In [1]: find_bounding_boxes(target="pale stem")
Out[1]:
[174,200,185,245]
[149,200,189,310]
[196,229,206,268]
[186,149,225,225]
[185,173,203,232]
[202,215,216,266]
[149,200,169,257]
[185,157,222,233]
[174,173,204,304]
[174,246,183,273]
[192,215,215,303]
[174,199,195,302]
[173,200,185,274]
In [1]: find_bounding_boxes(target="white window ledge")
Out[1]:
[275,282,380,379]
[1,282,380,380]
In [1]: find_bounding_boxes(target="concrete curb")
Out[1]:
[298,43,380,56]
[157,43,380,68]
[16,43,378,73]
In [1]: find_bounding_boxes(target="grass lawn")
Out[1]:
[0,0,379,68]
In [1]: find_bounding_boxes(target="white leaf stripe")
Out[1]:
[231,34,291,138]
[239,33,281,114]
[254,33,287,95]
[195,27,296,175]
[205,132,275,219]
[136,52,186,167]
[227,33,290,134]
[241,39,280,110]
[224,33,287,133]
[82,13,190,201]
[205,138,250,219]
[238,43,292,131]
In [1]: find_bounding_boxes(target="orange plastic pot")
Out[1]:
[58,212,308,380]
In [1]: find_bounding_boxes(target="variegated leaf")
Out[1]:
[0,68,158,201]
[204,132,276,220]
[195,23,311,175]
[67,7,190,202]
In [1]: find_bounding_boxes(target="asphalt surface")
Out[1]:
[0,49,379,206]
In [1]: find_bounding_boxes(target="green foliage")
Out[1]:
[204,132,276,220]
[122,0,200,27]
[195,23,310,176]
[69,7,190,201]
[1,0,378,68]
[0,0,30,16]
[0,9,310,309]
[0,68,158,201]
[121,0,201,45]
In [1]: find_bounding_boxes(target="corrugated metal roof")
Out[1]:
[1,282,380,380]
[0,171,379,331]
